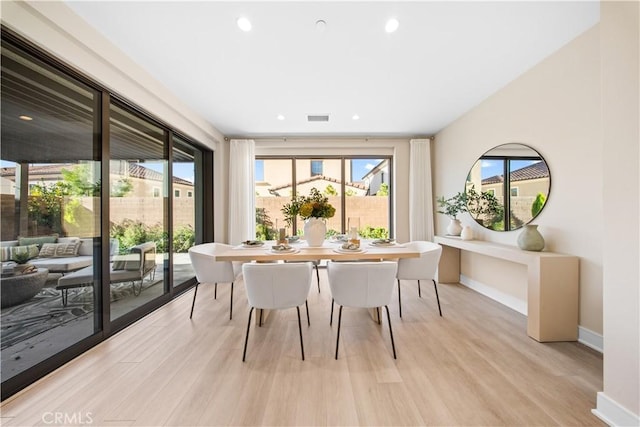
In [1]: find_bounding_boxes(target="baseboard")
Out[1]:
[578,326,603,353]
[592,392,640,426]
[459,275,527,315]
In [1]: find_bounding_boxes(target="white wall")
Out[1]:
[434,25,603,337]
[596,1,639,424]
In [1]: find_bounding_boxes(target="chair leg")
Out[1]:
[335,305,343,360]
[189,283,199,319]
[418,279,422,298]
[229,282,234,320]
[433,279,442,317]
[305,300,310,326]
[385,305,397,359]
[296,306,305,361]
[315,263,320,293]
[242,307,254,362]
[214,282,217,299]
[259,309,263,327]
[330,298,334,325]
[397,279,402,318]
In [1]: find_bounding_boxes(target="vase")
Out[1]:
[517,224,545,251]
[446,219,462,236]
[461,226,474,241]
[304,217,327,247]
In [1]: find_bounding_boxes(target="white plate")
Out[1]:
[370,241,396,247]
[333,247,366,254]
[270,247,299,254]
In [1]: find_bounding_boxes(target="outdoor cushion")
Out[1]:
[39,240,82,258]
[17,235,58,248]
[29,256,93,273]
[1,244,40,262]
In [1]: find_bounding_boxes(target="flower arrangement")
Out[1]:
[282,187,336,226]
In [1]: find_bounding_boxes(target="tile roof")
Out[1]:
[482,161,549,185]
[1,163,193,186]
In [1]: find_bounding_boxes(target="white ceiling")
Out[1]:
[65,1,599,138]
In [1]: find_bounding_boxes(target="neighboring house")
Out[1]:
[478,161,550,199]
[264,175,367,197]
[361,159,389,196]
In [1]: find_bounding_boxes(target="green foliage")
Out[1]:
[110,219,196,254]
[531,192,546,217]
[12,250,31,265]
[60,165,100,196]
[111,178,133,197]
[173,225,195,253]
[437,192,468,219]
[255,207,276,240]
[323,184,338,196]
[359,225,389,239]
[465,185,503,220]
[376,183,389,196]
[28,181,68,234]
[344,189,356,197]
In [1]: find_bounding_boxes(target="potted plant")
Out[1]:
[437,192,467,236]
[282,188,336,246]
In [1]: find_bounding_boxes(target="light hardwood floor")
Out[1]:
[1,269,604,426]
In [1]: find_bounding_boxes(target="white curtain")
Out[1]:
[409,138,434,241]
[228,139,255,245]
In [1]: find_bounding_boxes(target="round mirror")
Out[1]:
[465,143,551,231]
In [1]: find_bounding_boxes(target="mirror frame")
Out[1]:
[465,143,551,232]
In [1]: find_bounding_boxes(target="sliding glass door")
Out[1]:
[1,39,102,383]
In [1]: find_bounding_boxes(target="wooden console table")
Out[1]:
[434,236,579,342]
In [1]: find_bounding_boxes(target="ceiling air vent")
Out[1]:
[307,114,329,122]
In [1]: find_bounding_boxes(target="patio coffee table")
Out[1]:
[1,268,49,308]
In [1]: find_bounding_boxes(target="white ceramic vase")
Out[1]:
[461,226,474,241]
[517,224,545,251]
[446,218,463,236]
[304,217,327,247]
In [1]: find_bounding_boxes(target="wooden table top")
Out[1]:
[215,240,420,262]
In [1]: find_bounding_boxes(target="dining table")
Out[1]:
[216,238,420,324]
[215,238,420,263]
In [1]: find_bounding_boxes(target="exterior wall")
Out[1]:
[434,25,603,338]
[256,195,389,235]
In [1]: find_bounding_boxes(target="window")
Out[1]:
[310,160,323,176]
[153,187,160,197]
[187,191,193,198]
[174,189,180,198]
[511,187,519,197]
[254,156,392,240]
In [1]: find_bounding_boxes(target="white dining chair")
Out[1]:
[242,262,313,361]
[327,261,398,359]
[188,243,241,320]
[396,241,443,318]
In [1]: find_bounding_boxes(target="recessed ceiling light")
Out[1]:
[19,115,33,121]
[352,114,360,120]
[237,17,252,32]
[316,19,326,32]
[385,18,399,33]
[277,114,285,121]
